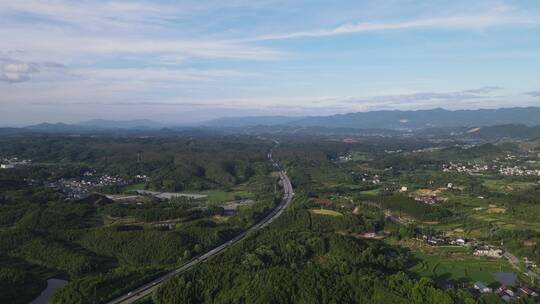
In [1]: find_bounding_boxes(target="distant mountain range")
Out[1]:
[2,107,540,139]
[201,107,540,129]
[76,119,168,129]
[21,119,172,133]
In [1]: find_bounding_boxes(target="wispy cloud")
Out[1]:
[76,68,257,83]
[342,87,505,107]
[0,28,284,62]
[524,91,540,97]
[253,10,537,41]
[0,1,178,31]
[0,57,65,83]
[31,100,225,107]
[462,86,503,94]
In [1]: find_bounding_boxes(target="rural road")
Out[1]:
[106,145,293,304]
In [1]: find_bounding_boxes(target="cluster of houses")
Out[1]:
[336,154,352,162]
[443,159,540,177]
[499,165,540,177]
[135,174,150,181]
[351,171,382,185]
[473,245,504,258]
[442,162,490,174]
[409,188,449,205]
[422,234,471,247]
[0,157,31,169]
[49,174,127,200]
[474,281,538,302]
[422,235,504,258]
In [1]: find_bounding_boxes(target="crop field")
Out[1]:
[195,190,255,204]
[309,209,343,217]
[359,188,381,196]
[123,182,146,192]
[351,152,372,161]
[409,252,514,285]
[482,179,537,193]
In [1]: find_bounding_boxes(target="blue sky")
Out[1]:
[0,0,539,125]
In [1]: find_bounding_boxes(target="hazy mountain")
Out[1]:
[463,124,540,140]
[201,107,540,129]
[25,122,89,133]
[201,116,300,127]
[76,119,169,129]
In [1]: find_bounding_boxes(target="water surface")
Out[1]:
[31,278,68,304]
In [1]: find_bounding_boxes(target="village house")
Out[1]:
[519,286,539,297]
[524,257,537,269]
[450,238,467,246]
[474,281,492,293]
[474,246,503,258]
[222,204,239,216]
[411,189,448,205]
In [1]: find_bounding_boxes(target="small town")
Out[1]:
[420,234,540,302]
[47,174,128,200]
[0,157,31,169]
[443,161,540,177]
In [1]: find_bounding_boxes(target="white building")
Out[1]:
[474,282,492,293]
[474,247,503,258]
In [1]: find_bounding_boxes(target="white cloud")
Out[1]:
[253,10,537,40]
[0,1,176,32]
[76,68,257,83]
[342,87,505,106]
[524,91,540,97]
[0,58,65,83]
[0,27,283,62]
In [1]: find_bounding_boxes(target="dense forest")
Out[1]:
[0,135,271,191]
[152,196,497,304]
[2,134,540,303]
[0,135,279,303]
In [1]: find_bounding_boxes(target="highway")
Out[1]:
[106,145,293,304]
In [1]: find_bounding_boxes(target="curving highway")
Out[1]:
[106,145,293,304]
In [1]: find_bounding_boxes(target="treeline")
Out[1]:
[357,194,452,222]
[151,197,484,304]
[0,135,272,191]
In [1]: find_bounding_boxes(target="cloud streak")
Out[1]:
[342,87,504,107]
[253,11,537,40]
[524,91,540,97]
[0,57,65,83]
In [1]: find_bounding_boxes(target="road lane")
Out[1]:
[107,146,293,304]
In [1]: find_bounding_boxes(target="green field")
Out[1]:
[360,188,381,196]
[309,209,343,217]
[409,252,513,285]
[123,183,146,192]
[193,190,255,204]
[351,152,372,162]
[482,179,536,193]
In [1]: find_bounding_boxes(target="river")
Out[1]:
[30,278,68,304]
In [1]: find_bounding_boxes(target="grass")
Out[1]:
[192,190,255,204]
[360,188,381,196]
[351,152,372,162]
[482,179,536,193]
[309,209,343,217]
[123,183,146,192]
[409,251,514,285]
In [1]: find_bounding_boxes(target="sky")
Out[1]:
[1,0,540,126]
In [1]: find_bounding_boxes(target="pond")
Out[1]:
[31,278,68,304]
